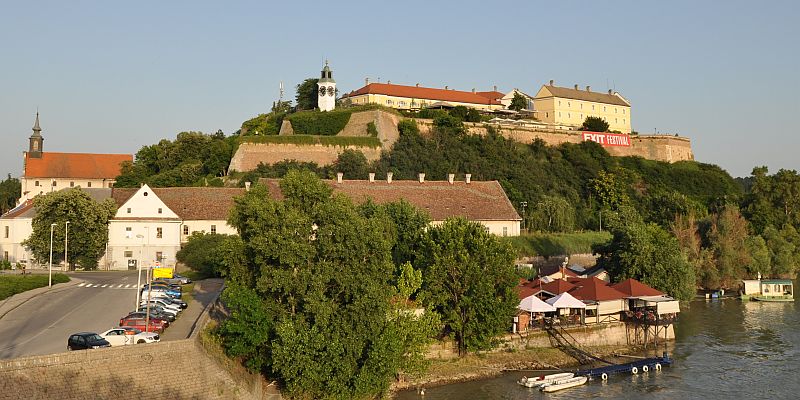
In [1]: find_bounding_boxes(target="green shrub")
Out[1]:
[367,121,378,137]
[0,274,70,300]
[286,109,352,136]
[241,112,286,136]
[501,231,612,257]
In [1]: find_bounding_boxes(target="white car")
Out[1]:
[100,327,160,346]
[140,299,182,314]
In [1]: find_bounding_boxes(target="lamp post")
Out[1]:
[48,223,56,288]
[520,201,528,233]
[135,233,144,308]
[64,221,70,271]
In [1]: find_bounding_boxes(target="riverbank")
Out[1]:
[391,344,634,393]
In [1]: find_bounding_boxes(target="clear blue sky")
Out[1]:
[1,1,798,178]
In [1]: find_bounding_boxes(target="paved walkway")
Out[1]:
[161,278,224,341]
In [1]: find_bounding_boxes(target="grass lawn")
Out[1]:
[0,274,70,300]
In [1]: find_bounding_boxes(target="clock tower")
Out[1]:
[317,60,336,112]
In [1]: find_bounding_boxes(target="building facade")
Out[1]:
[533,81,632,133]
[341,82,505,111]
[19,113,132,203]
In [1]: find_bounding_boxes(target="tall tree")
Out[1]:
[581,116,610,132]
[508,91,527,111]
[417,218,518,356]
[295,78,319,110]
[219,171,436,399]
[22,189,116,269]
[332,149,369,180]
[0,174,21,215]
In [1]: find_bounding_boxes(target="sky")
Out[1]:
[1,1,798,179]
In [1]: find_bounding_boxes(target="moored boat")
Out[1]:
[517,372,574,388]
[540,376,588,392]
[740,278,794,302]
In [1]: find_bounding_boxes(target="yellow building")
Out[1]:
[533,81,632,133]
[341,82,504,111]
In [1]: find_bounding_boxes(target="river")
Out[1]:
[395,295,800,399]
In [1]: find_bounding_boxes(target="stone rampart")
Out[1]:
[415,119,694,163]
[229,142,382,172]
[0,339,257,400]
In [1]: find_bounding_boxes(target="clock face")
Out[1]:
[319,86,326,96]
[327,86,334,96]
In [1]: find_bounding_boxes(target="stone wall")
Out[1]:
[0,339,257,400]
[415,119,694,163]
[229,142,382,172]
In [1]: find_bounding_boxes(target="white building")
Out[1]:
[317,61,336,112]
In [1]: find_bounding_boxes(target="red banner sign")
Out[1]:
[582,132,631,147]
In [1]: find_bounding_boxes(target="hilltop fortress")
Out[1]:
[229,109,693,172]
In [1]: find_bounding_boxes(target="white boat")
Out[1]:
[517,372,574,388]
[540,376,588,392]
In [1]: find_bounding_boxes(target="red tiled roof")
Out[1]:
[475,91,504,101]
[569,277,627,301]
[611,278,664,297]
[342,83,503,106]
[261,179,521,222]
[112,187,246,221]
[0,199,35,219]
[24,152,132,179]
[516,284,537,300]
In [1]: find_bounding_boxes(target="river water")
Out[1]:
[396,295,800,399]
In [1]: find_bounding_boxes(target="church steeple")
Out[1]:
[28,112,44,158]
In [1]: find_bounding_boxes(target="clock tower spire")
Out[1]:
[29,112,44,158]
[317,60,336,112]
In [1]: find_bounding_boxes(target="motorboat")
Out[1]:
[540,376,588,392]
[517,372,574,388]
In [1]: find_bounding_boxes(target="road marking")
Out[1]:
[101,284,109,288]
[117,284,123,288]
[77,283,86,287]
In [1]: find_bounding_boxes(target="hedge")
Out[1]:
[286,109,352,136]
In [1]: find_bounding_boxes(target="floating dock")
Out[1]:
[575,353,673,380]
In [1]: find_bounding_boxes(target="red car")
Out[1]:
[119,315,167,333]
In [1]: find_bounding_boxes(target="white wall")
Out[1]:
[106,221,182,271]
[0,218,33,265]
[180,220,237,243]
[20,177,116,204]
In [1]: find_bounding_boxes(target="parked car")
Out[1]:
[100,327,160,346]
[150,280,183,289]
[152,296,187,309]
[143,282,182,292]
[135,305,176,321]
[141,298,181,314]
[120,314,168,333]
[125,311,171,324]
[67,332,111,350]
[141,286,182,299]
[169,273,192,285]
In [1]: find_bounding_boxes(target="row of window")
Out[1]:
[34,180,106,188]
[126,207,163,214]
[123,225,217,238]
[123,250,164,261]
[549,111,625,125]
[557,100,626,114]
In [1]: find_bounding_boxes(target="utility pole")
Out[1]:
[48,223,56,287]
[64,221,70,271]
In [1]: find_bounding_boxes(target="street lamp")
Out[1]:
[135,233,144,308]
[64,221,70,271]
[48,223,56,288]
[520,201,528,233]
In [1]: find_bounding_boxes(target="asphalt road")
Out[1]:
[0,270,145,360]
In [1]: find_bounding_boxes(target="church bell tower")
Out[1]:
[28,112,44,158]
[317,60,336,112]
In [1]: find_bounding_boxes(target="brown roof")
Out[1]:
[24,152,132,179]
[475,91,504,101]
[342,83,503,106]
[569,277,627,302]
[537,85,630,107]
[112,187,246,221]
[260,179,520,222]
[611,278,664,297]
[0,199,35,219]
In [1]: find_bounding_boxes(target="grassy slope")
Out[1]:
[502,231,612,258]
[0,274,70,300]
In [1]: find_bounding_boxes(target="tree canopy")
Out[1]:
[508,91,527,111]
[295,78,319,111]
[581,116,610,132]
[217,171,436,399]
[0,174,21,215]
[22,189,116,269]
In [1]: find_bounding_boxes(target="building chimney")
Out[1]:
[387,172,393,183]
[365,77,370,85]
[472,88,476,93]
[448,173,455,184]
[549,79,554,86]
[586,85,591,92]
[418,173,425,183]
[445,85,448,90]
[416,83,420,87]
[574,84,579,90]
[493,85,498,92]
[608,89,613,95]
[244,182,251,191]
[368,172,375,182]
[465,174,472,184]
[387,80,391,85]
[336,172,343,184]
